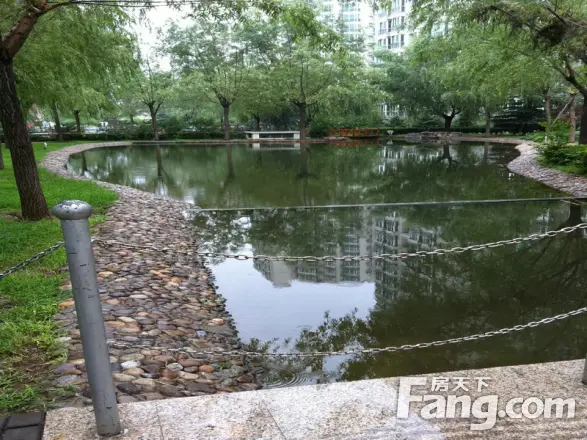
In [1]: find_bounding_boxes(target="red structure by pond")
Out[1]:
[328,128,381,139]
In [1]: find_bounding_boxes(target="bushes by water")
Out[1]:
[536,121,587,175]
[539,144,587,175]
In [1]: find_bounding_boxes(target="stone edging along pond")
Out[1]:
[42,142,261,406]
[451,136,587,196]
[506,142,587,197]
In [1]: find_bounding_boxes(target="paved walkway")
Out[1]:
[42,359,587,439]
[0,413,44,440]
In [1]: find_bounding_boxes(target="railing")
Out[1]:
[328,128,381,138]
[4,199,587,435]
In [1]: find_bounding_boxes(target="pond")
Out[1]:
[68,142,587,387]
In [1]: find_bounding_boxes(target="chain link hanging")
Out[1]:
[195,223,587,262]
[0,242,64,280]
[93,223,587,262]
[108,305,587,357]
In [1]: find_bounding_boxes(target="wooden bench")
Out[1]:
[245,131,300,140]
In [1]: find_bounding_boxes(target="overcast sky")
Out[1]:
[133,5,191,69]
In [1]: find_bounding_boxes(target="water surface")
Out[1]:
[69,142,587,386]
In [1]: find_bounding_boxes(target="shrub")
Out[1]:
[161,116,186,139]
[539,143,587,173]
[533,121,570,149]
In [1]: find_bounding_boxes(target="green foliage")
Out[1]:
[15,6,136,119]
[535,121,571,149]
[493,97,544,134]
[540,144,587,175]
[537,121,587,175]
[411,0,587,140]
[160,116,186,139]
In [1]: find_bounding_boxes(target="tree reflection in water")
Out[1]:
[197,201,587,385]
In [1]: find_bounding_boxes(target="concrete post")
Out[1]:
[52,200,121,437]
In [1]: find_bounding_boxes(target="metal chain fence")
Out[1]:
[0,241,64,280]
[95,222,587,262]
[108,305,587,357]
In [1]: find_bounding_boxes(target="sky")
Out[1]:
[132,5,191,70]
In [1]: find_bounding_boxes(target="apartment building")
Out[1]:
[310,0,376,59]
[374,0,415,54]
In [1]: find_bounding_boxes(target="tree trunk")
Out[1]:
[223,105,230,141]
[74,109,81,133]
[443,115,453,131]
[254,114,261,131]
[0,58,50,219]
[299,103,307,140]
[485,111,491,137]
[52,103,63,141]
[580,96,587,145]
[569,93,577,144]
[129,113,134,124]
[0,137,4,170]
[545,88,552,124]
[149,106,159,141]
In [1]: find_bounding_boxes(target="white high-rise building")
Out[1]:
[374,0,415,54]
[311,0,376,59]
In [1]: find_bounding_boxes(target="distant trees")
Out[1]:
[412,0,587,142]
[163,4,375,139]
[134,60,173,141]
[0,0,282,220]
[165,21,260,140]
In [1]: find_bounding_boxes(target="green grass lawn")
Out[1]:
[0,141,117,415]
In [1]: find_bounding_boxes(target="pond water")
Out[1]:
[68,142,587,387]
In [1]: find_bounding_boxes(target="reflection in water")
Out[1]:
[67,141,560,207]
[196,202,587,386]
[67,142,586,386]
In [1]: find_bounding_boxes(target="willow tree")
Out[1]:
[412,0,587,143]
[0,0,282,220]
[134,60,173,141]
[165,21,263,140]
[14,6,134,139]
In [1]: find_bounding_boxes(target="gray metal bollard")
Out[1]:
[52,201,121,436]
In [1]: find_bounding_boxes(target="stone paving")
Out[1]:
[42,359,587,439]
[507,143,587,197]
[42,143,259,406]
[0,412,45,440]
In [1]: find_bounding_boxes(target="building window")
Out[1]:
[401,34,405,46]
